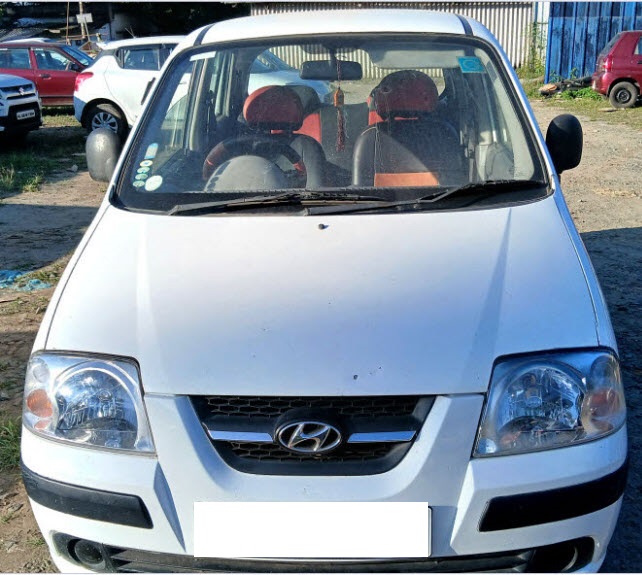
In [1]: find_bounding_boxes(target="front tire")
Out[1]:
[86,103,128,140]
[609,82,638,109]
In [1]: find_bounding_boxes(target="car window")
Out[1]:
[599,33,622,57]
[33,48,74,71]
[0,47,31,69]
[120,46,161,71]
[61,45,93,66]
[636,37,642,56]
[117,34,546,212]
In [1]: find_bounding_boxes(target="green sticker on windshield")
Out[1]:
[458,57,485,74]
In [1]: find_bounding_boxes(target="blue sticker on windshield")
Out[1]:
[458,57,485,74]
[144,143,158,160]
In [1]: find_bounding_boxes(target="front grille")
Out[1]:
[191,395,433,475]
[199,395,419,418]
[3,84,36,99]
[226,440,395,462]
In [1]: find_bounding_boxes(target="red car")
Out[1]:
[0,42,89,106]
[592,30,642,108]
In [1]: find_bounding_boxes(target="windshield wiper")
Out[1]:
[305,179,548,216]
[167,191,386,215]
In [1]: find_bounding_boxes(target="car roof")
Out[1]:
[188,9,491,47]
[102,36,185,50]
[0,41,67,47]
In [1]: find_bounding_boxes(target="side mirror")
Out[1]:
[546,114,583,175]
[86,128,122,182]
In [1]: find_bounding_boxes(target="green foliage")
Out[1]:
[0,417,21,471]
[0,114,84,198]
[559,87,603,101]
[518,21,547,80]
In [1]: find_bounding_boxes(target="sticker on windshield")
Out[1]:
[140,160,153,168]
[145,175,163,192]
[132,180,145,188]
[144,143,158,160]
[458,57,485,74]
[137,167,150,174]
[135,173,149,181]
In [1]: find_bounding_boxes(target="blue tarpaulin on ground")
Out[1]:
[0,270,51,291]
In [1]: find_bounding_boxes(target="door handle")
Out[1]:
[638,60,642,64]
[39,73,51,79]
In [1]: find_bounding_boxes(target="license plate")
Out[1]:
[16,109,36,121]
[194,502,430,558]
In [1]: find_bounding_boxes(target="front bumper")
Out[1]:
[22,394,628,573]
[0,102,41,134]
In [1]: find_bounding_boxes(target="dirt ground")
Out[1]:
[0,101,641,572]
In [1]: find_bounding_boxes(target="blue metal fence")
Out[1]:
[545,2,642,82]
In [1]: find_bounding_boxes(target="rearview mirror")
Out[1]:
[86,128,122,182]
[546,114,583,175]
[300,60,362,81]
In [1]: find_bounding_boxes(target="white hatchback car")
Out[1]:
[23,9,627,574]
[73,36,183,139]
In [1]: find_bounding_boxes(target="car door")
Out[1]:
[0,46,36,85]
[107,44,171,124]
[31,47,79,105]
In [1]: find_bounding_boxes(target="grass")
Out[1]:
[0,417,21,471]
[526,83,642,131]
[0,111,85,199]
[26,536,46,547]
[0,295,50,316]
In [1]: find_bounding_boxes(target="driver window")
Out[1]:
[33,48,73,71]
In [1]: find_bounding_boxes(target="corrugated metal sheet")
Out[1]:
[251,2,535,69]
[545,2,642,82]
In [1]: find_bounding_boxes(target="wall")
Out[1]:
[546,2,642,82]
[251,2,536,69]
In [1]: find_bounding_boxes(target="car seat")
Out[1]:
[292,84,368,187]
[353,70,466,187]
[203,85,326,188]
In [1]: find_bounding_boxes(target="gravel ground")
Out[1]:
[0,101,640,572]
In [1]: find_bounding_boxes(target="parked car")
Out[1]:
[0,72,42,140]
[0,41,89,106]
[73,36,184,139]
[6,38,95,68]
[249,50,332,102]
[592,29,642,108]
[23,9,627,574]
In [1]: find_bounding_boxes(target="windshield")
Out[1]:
[117,33,546,213]
[61,45,93,66]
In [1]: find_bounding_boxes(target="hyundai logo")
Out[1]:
[276,421,342,454]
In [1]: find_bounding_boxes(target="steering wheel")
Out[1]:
[202,135,307,183]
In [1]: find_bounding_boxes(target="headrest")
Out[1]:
[244,85,303,131]
[288,84,322,116]
[372,70,439,119]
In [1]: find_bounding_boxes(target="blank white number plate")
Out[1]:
[194,502,430,558]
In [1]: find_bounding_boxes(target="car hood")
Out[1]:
[46,197,598,396]
[0,73,32,88]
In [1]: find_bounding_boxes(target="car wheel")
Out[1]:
[86,103,128,140]
[609,82,638,109]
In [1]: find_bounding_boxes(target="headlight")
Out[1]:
[474,350,625,457]
[23,353,154,453]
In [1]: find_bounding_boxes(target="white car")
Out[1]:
[249,50,332,103]
[23,9,627,573]
[0,72,41,140]
[73,35,183,139]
